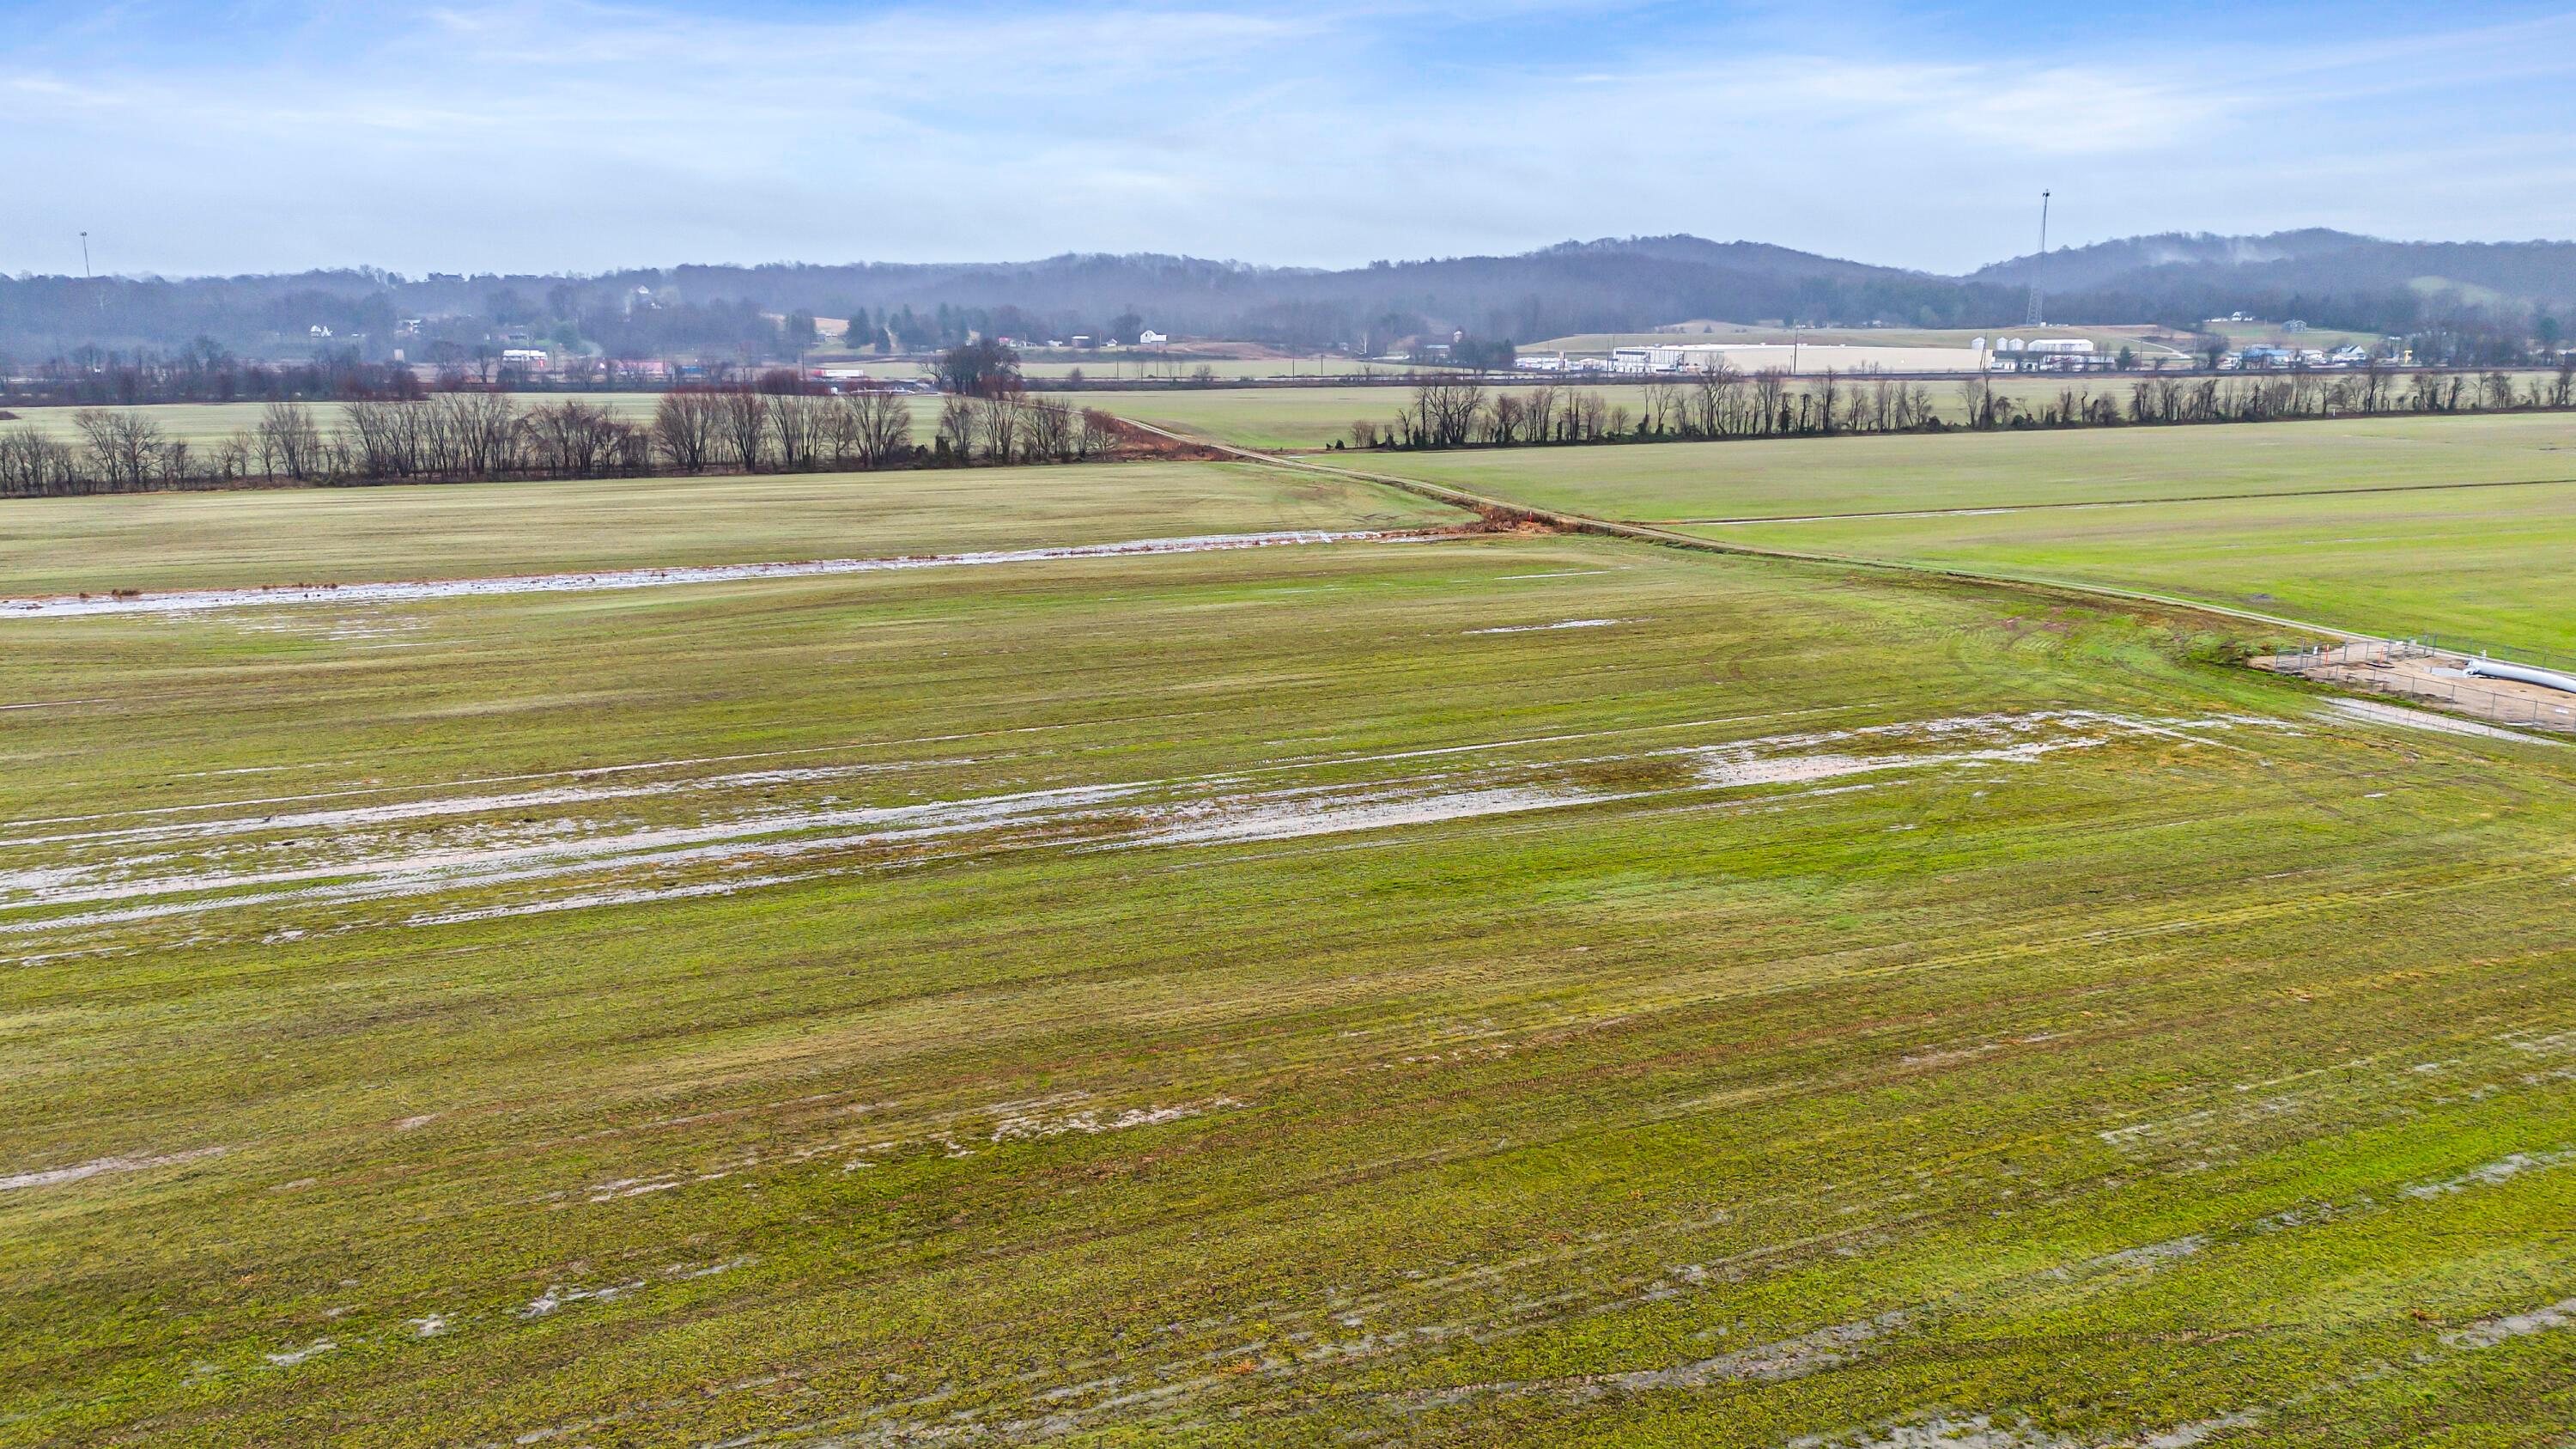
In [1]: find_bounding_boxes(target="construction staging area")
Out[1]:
[2259,639,2576,733]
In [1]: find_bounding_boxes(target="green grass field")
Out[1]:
[1025,356,1431,381]
[1339,411,2576,649]
[1074,384,1543,450]
[11,436,2576,1446]
[1696,478,2576,652]
[1352,411,2576,523]
[0,461,1449,596]
[2205,322,2381,352]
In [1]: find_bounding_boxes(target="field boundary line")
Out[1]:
[1125,419,2383,646]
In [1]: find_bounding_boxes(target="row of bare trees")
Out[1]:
[1354,359,2576,453]
[1,389,1139,498]
[1991,358,2576,429]
[1354,371,1947,449]
[931,395,1126,465]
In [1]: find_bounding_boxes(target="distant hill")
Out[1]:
[1,231,2565,364]
[1972,230,2576,326]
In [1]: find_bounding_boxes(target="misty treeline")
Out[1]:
[2,347,430,408]
[0,390,1132,499]
[1352,358,2576,453]
[18,234,2574,366]
[0,343,835,411]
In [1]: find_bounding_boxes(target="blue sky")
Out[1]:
[9,0,2576,277]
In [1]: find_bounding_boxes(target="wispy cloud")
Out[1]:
[4,0,2573,277]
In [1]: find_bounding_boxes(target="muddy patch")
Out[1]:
[0,1145,228,1193]
[0,709,2298,947]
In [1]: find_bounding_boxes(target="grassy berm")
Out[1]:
[4,461,2576,1446]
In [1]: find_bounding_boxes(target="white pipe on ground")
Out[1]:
[2464,657,2576,695]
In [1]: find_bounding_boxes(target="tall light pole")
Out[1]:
[2024,191,2050,329]
[80,231,92,279]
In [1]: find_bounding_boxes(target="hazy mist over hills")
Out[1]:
[7,229,2572,362]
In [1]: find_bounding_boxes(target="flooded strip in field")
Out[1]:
[0,529,1441,618]
[0,710,2295,949]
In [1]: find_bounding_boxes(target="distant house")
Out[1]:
[308,324,333,340]
[1138,328,1169,347]
[501,348,550,369]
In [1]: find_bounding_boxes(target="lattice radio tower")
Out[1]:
[2024,191,2050,328]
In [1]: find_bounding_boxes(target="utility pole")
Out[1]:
[80,231,92,279]
[2024,191,2050,329]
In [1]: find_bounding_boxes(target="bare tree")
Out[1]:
[937,395,978,460]
[1409,376,1484,447]
[843,391,913,468]
[0,429,79,496]
[74,409,167,490]
[257,401,325,481]
[976,395,1020,462]
[715,389,770,472]
[1074,408,1121,460]
[1020,397,1072,461]
[651,392,720,473]
[769,394,824,471]
[525,401,633,478]
[1523,384,1559,443]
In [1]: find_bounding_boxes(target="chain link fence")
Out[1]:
[2259,637,2576,732]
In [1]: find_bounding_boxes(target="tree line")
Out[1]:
[1349,359,2576,453]
[0,389,1134,499]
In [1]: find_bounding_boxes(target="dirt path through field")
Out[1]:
[1114,418,2385,645]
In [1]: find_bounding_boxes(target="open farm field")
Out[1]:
[1021,356,1430,381]
[1355,411,2576,524]
[0,461,1450,597]
[11,448,2576,1446]
[1699,477,2576,652]
[1078,384,1616,450]
[2206,321,2381,352]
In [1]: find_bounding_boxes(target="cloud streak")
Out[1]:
[5,0,2573,277]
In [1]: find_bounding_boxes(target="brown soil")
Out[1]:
[1095,415,1230,461]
